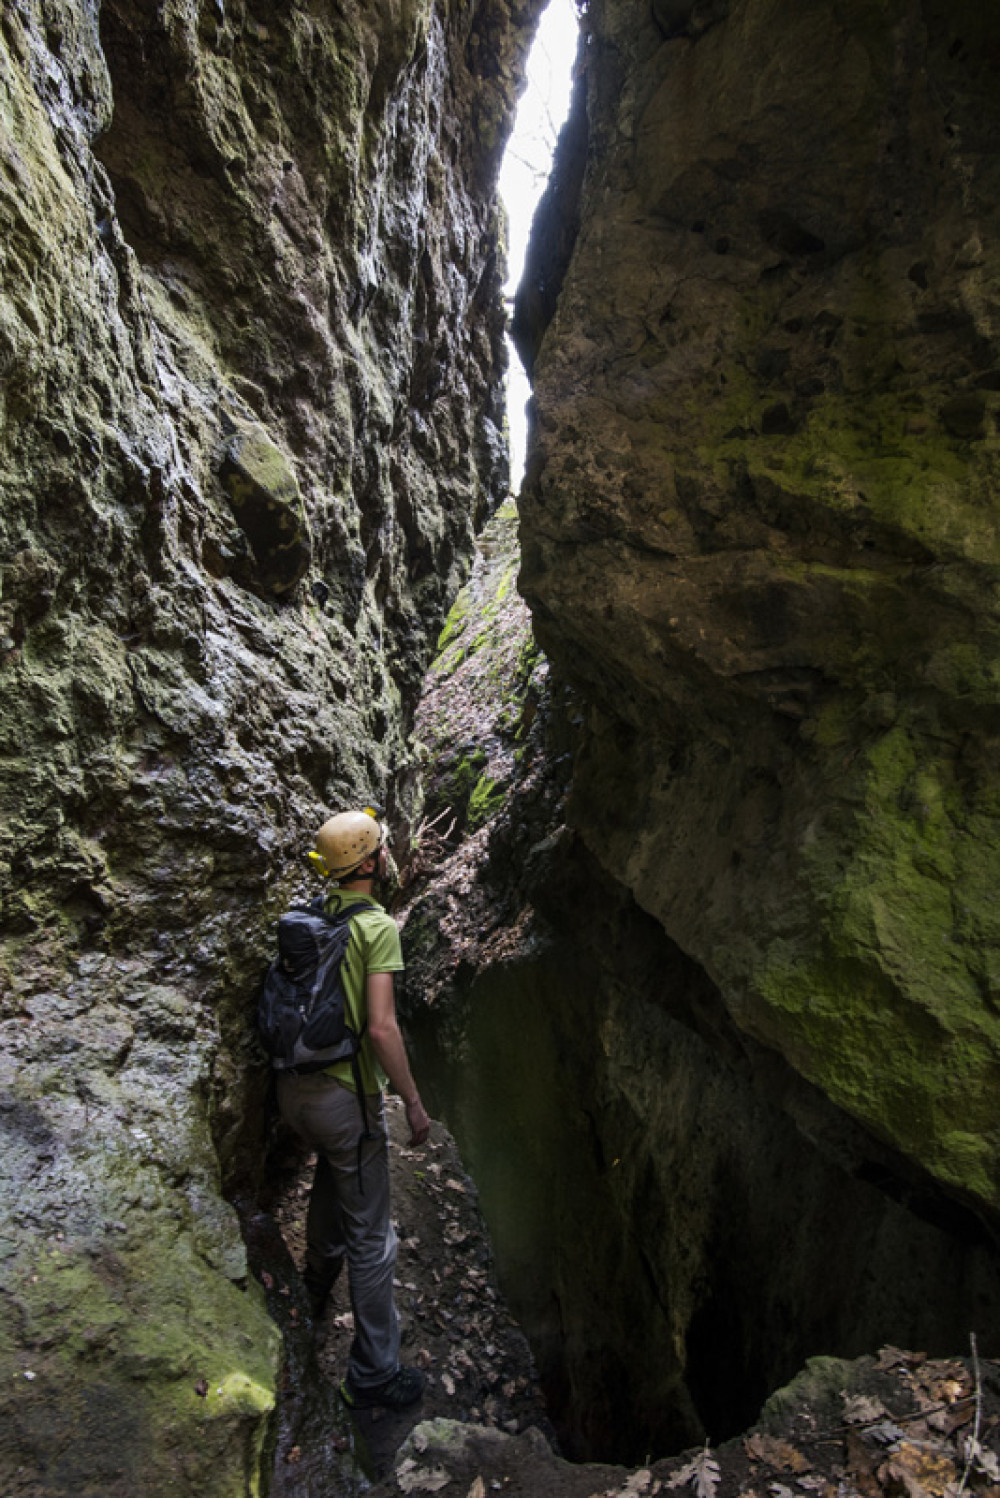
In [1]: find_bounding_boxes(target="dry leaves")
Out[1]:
[844,1396,891,1426]
[668,1445,722,1498]
[963,1438,1000,1484]
[878,1349,928,1373]
[878,1440,958,1498]
[396,1456,452,1493]
[745,1434,811,1472]
[591,1468,663,1498]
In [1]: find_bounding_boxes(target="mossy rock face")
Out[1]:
[0,0,540,1486]
[407,502,547,849]
[219,425,312,597]
[0,970,280,1496]
[0,1226,278,1497]
[516,0,1000,1216]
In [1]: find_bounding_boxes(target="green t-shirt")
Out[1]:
[321,889,404,1095]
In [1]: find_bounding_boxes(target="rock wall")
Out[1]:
[402,507,1000,1466]
[517,0,1000,1218]
[402,2,1000,1456]
[0,0,538,1491]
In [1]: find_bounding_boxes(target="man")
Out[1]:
[277,808,431,1412]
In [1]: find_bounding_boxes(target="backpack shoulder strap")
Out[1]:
[311,892,378,924]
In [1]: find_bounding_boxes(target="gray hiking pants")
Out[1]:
[277,1072,400,1390]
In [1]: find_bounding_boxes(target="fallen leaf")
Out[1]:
[963,1438,1000,1483]
[667,1445,721,1498]
[442,1372,456,1396]
[910,1362,970,1407]
[285,1446,301,1465]
[194,1378,208,1398]
[622,1472,653,1494]
[397,1463,452,1493]
[260,1271,275,1291]
[467,1480,485,1498]
[868,1422,909,1446]
[879,1440,958,1498]
[745,1434,811,1473]
[842,1395,889,1426]
[770,1484,797,1498]
[928,1405,973,1438]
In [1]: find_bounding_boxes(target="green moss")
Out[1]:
[692,334,999,567]
[434,591,471,661]
[494,561,516,606]
[468,773,504,831]
[750,718,1000,1206]
[437,748,486,810]
[755,942,1000,1202]
[4,1228,280,1496]
[809,695,860,749]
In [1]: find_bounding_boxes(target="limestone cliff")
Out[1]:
[0,0,537,1490]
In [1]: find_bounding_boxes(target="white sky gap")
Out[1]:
[499,0,579,493]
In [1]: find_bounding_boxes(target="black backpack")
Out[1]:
[258,894,373,1080]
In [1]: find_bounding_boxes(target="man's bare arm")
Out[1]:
[366,971,431,1145]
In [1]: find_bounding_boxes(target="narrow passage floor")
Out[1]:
[274,1097,553,1479]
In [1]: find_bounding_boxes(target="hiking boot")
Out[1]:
[339,1366,426,1412]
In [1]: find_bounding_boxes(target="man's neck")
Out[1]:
[340,878,374,897]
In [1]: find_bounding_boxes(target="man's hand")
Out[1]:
[405,1097,431,1147]
[367,973,431,1146]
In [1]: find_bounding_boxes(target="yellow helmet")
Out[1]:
[309,808,384,880]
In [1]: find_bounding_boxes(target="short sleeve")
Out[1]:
[361,911,404,973]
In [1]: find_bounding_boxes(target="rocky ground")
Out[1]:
[271,1098,555,1485]
[267,1100,1000,1498]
